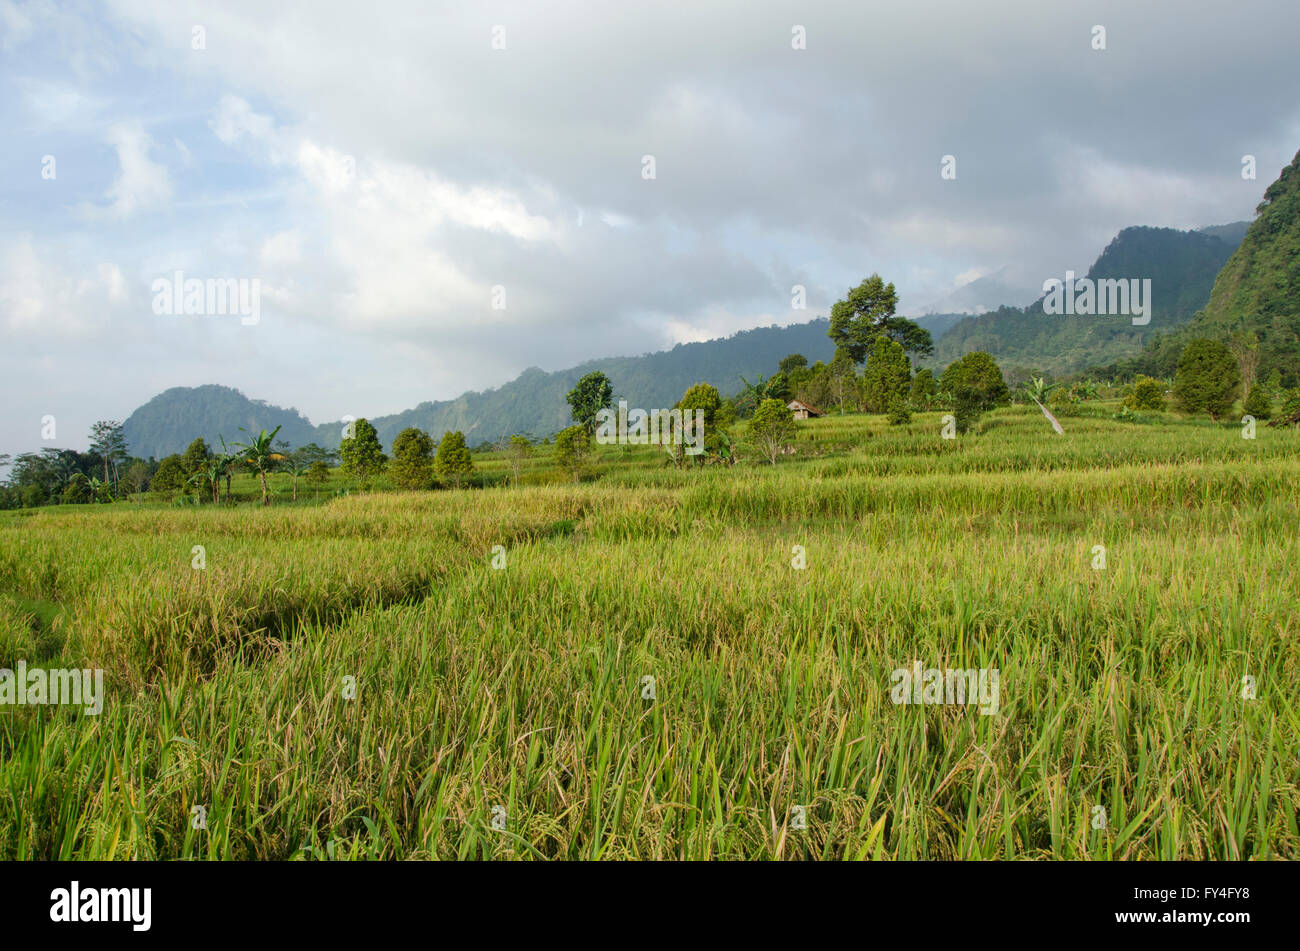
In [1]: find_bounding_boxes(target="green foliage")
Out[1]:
[505,435,534,488]
[828,273,932,363]
[340,418,388,489]
[434,431,474,488]
[746,398,796,464]
[777,353,808,375]
[1171,150,1300,386]
[941,351,1009,433]
[1174,339,1241,420]
[861,335,911,413]
[676,382,723,428]
[231,425,284,506]
[88,420,128,490]
[553,425,590,482]
[566,371,614,435]
[1243,385,1273,420]
[5,414,1297,859]
[181,438,211,475]
[390,427,436,490]
[62,473,92,504]
[910,367,938,409]
[305,460,330,486]
[1126,375,1167,411]
[936,226,1244,376]
[151,455,187,492]
[886,395,912,426]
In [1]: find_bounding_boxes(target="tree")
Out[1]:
[390,427,436,490]
[886,395,912,425]
[1126,376,1166,411]
[295,443,338,467]
[910,368,939,409]
[566,371,614,435]
[675,382,725,464]
[1174,339,1240,421]
[778,354,808,375]
[62,473,92,504]
[826,349,858,415]
[339,418,387,489]
[827,274,933,363]
[505,435,534,488]
[1243,385,1273,419]
[553,425,590,482]
[181,438,211,477]
[860,335,911,413]
[123,461,150,500]
[1227,331,1260,394]
[197,456,226,503]
[305,460,330,499]
[941,351,1010,434]
[232,425,283,505]
[88,420,128,492]
[280,449,312,501]
[434,431,474,488]
[764,372,791,404]
[746,398,797,465]
[152,454,187,493]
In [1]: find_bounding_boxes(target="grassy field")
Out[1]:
[1,404,1297,859]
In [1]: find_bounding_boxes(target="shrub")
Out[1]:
[1127,376,1166,411]
[1243,386,1272,420]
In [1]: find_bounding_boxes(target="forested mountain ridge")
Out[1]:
[930,224,1246,375]
[122,320,842,455]
[1132,151,1300,383]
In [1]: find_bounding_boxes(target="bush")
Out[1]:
[1126,375,1166,411]
[1243,386,1272,419]
[886,395,912,425]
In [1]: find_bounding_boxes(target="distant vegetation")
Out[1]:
[932,225,1243,376]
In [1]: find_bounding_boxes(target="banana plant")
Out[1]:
[231,425,283,506]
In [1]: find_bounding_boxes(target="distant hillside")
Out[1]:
[910,312,970,341]
[1135,152,1300,383]
[930,224,1246,375]
[909,263,1042,316]
[122,321,839,456]
[122,385,318,460]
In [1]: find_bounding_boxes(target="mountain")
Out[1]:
[929,224,1247,375]
[910,312,972,342]
[908,263,1042,316]
[122,385,319,460]
[1196,221,1250,246]
[121,321,839,457]
[1132,152,1300,383]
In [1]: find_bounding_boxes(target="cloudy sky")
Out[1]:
[3,0,1299,456]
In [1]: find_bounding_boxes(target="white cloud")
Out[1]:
[103,122,172,217]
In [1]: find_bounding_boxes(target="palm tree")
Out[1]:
[232,426,282,506]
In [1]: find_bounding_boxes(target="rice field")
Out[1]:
[1,404,1297,859]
